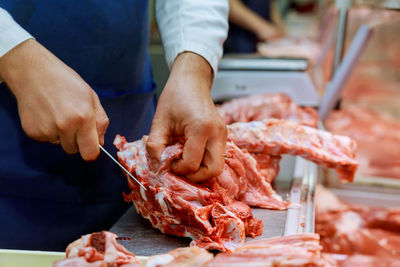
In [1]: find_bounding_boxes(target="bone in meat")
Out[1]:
[114,119,358,251]
[52,231,141,267]
[115,137,266,252]
[218,93,318,127]
[227,119,358,182]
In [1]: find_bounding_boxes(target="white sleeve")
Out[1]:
[0,8,34,58]
[155,0,229,76]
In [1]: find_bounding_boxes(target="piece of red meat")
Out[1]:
[114,119,358,251]
[217,93,319,127]
[227,119,358,182]
[205,233,334,267]
[315,186,400,258]
[326,105,400,179]
[115,137,265,252]
[52,231,141,267]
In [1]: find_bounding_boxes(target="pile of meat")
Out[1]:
[55,231,399,267]
[114,119,358,251]
[326,105,400,179]
[217,93,318,127]
[205,233,333,266]
[52,231,141,267]
[315,185,400,261]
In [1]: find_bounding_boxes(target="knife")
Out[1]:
[99,145,147,191]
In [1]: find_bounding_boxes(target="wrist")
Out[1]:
[170,52,213,89]
[0,39,37,89]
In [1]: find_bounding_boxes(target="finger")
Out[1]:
[146,119,170,171]
[187,134,226,182]
[172,135,207,175]
[92,93,109,146]
[76,118,100,161]
[59,128,79,154]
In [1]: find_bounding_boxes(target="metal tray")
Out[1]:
[326,186,400,208]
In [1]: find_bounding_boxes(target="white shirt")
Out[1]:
[0,1,228,76]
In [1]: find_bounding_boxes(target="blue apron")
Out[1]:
[224,0,271,53]
[0,0,155,250]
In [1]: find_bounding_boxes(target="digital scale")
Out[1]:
[211,56,320,106]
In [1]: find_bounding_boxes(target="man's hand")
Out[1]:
[146,52,227,182]
[255,22,284,42]
[0,39,108,161]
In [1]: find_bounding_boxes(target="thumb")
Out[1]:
[92,92,109,146]
[146,118,170,171]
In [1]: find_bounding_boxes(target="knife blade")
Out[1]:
[99,145,147,191]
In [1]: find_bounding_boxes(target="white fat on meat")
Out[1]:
[145,254,174,267]
[146,247,213,267]
[335,212,364,235]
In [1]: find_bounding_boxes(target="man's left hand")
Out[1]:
[146,52,227,182]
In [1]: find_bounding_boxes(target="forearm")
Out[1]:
[0,39,38,92]
[229,0,278,38]
[270,1,286,33]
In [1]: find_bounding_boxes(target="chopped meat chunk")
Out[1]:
[114,120,357,251]
[316,186,400,258]
[218,93,318,127]
[115,136,264,252]
[227,119,358,182]
[52,231,141,267]
[326,105,400,179]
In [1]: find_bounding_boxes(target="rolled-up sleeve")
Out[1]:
[155,0,229,76]
[0,8,33,58]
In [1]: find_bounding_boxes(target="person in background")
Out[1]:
[0,0,228,250]
[225,0,286,53]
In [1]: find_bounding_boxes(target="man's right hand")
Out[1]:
[0,39,108,161]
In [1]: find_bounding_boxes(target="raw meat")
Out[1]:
[217,93,318,127]
[115,136,265,252]
[52,231,141,267]
[205,233,334,267]
[227,119,358,182]
[145,247,213,267]
[326,105,400,179]
[341,75,400,115]
[315,186,400,258]
[257,37,321,61]
[326,254,400,267]
[114,119,358,251]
